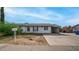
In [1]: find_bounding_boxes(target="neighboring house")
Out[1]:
[73,24,79,35]
[62,26,73,33]
[19,23,59,33]
[73,24,79,31]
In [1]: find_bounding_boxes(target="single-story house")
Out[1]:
[73,24,79,35]
[19,23,60,33]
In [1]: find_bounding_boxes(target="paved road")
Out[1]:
[0,44,79,51]
[43,34,79,46]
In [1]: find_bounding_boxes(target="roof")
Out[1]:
[18,23,59,27]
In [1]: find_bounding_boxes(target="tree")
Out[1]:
[1,7,4,23]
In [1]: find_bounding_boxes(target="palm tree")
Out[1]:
[1,7,4,23]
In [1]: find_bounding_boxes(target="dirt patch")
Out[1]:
[0,34,48,46]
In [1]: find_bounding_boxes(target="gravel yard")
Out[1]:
[0,34,48,45]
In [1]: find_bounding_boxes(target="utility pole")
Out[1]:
[1,7,4,23]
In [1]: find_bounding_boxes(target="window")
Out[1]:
[33,27,38,31]
[44,26,48,30]
[27,27,30,31]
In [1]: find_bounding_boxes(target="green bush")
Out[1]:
[0,22,21,35]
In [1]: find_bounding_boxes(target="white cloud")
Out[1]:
[66,18,79,25]
[6,7,79,26]
[5,7,64,21]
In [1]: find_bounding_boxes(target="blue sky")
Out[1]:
[5,7,79,26]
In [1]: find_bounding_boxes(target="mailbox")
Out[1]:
[12,28,17,31]
[12,28,17,42]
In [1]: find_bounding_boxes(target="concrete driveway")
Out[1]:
[43,34,79,46]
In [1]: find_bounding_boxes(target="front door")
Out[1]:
[51,27,56,33]
[33,27,38,32]
[27,27,30,32]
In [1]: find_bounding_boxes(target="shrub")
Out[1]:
[0,22,21,35]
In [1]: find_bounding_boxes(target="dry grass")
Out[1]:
[0,34,48,46]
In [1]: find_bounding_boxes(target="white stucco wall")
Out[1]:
[21,27,33,33]
[21,26,51,33]
[37,27,51,33]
